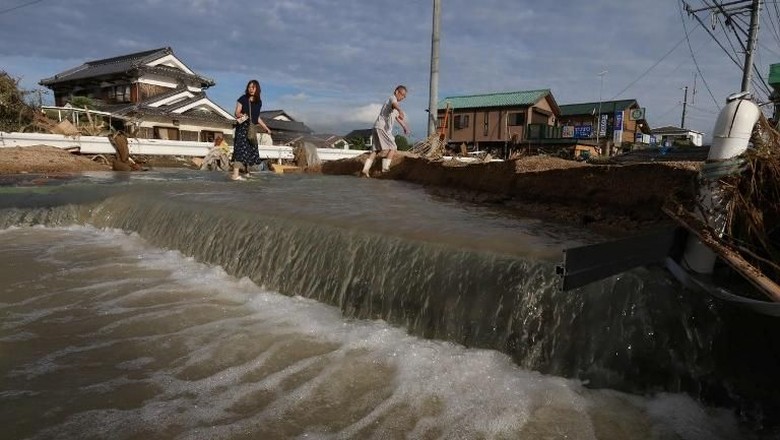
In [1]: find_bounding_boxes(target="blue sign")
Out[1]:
[650,135,657,145]
[614,111,623,130]
[635,132,643,142]
[574,125,592,138]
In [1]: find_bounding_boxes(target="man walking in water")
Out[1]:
[362,85,410,177]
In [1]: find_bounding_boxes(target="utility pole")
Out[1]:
[684,0,762,94]
[741,0,762,93]
[596,70,607,151]
[427,0,441,137]
[681,86,688,129]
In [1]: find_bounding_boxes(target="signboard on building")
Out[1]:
[573,124,592,138]
[613,129,623,145]
[562,125,574,138]
[629,108,646,121]
[599,114,608,137]
[635,132,644,142]
[614,111,623,131]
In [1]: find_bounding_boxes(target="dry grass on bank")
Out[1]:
[0,146,110,174]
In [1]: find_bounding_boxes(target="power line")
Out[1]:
[685,0,771,99]
[758,37,780,57]
[715,3,773,99]
[679,0,722,109]
[608,23,701,99]
[689,1,743,68]
[687,103,721,114]
[0,0,45,15]
[657,102,683,120]
[771,1,780,44]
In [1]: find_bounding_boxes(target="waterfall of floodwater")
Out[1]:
[1,170,778,439]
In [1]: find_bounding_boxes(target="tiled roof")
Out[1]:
[559,99,637,116]
[39,47,214,87]
[141,65,214,86]
[258,110,289,120]
[651,125,703,135]
[95,92,234,126]
[263,118,312,134]
[438,89,552,110]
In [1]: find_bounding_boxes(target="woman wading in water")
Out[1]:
[231,79,271,180]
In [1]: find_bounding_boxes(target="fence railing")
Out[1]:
[0,132,366,161]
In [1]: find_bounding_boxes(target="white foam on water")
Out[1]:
[0,226,748,440]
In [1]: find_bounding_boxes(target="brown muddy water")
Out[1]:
[0,170,776,439]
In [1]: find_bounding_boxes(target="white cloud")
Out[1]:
[1,0,774,139]
[345,103,382,124]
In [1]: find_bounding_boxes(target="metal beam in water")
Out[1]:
[556,228,678,291]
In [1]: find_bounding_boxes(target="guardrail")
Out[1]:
[0,132,366,162]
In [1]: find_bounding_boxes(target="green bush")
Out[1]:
[347,137,367,150]
[69,95,95,110]
[0,71,35,132]
[395,134,410,151]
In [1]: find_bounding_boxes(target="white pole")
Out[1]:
[427,0,441,137]
[596,71,607,153]
[741,0,762,93]
[683,93,760,274]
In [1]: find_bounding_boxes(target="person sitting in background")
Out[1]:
[214,135,229,152]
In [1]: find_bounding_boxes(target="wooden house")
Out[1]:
[437,89,560,157]
[39,47,236,143]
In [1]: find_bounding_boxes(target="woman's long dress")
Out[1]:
[232,121,262,168]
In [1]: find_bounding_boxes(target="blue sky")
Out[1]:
[1,0,778,142]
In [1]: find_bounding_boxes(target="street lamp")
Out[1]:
[596,70,607,153]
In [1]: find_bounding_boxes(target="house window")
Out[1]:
[454,114,470,130]
[153,126,180,140]
[108,85,131,103]
[508,112,525,126]
[483,113,489,136]
[201,130,220,143]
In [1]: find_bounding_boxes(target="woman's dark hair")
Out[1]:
[245,79,261,101]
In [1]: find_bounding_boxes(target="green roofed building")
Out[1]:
[434,89,651,158]
[436,89,559,158]
[769,63,780,88]
[769,63,780,125]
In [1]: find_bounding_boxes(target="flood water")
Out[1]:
[0,170,778,439]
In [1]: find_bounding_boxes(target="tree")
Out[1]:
[69,95,95,110]
[395,134,410,151]
[0,71,35,132]
[347,137,366,150]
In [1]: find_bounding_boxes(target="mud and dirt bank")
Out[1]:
[322,153,701,233]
